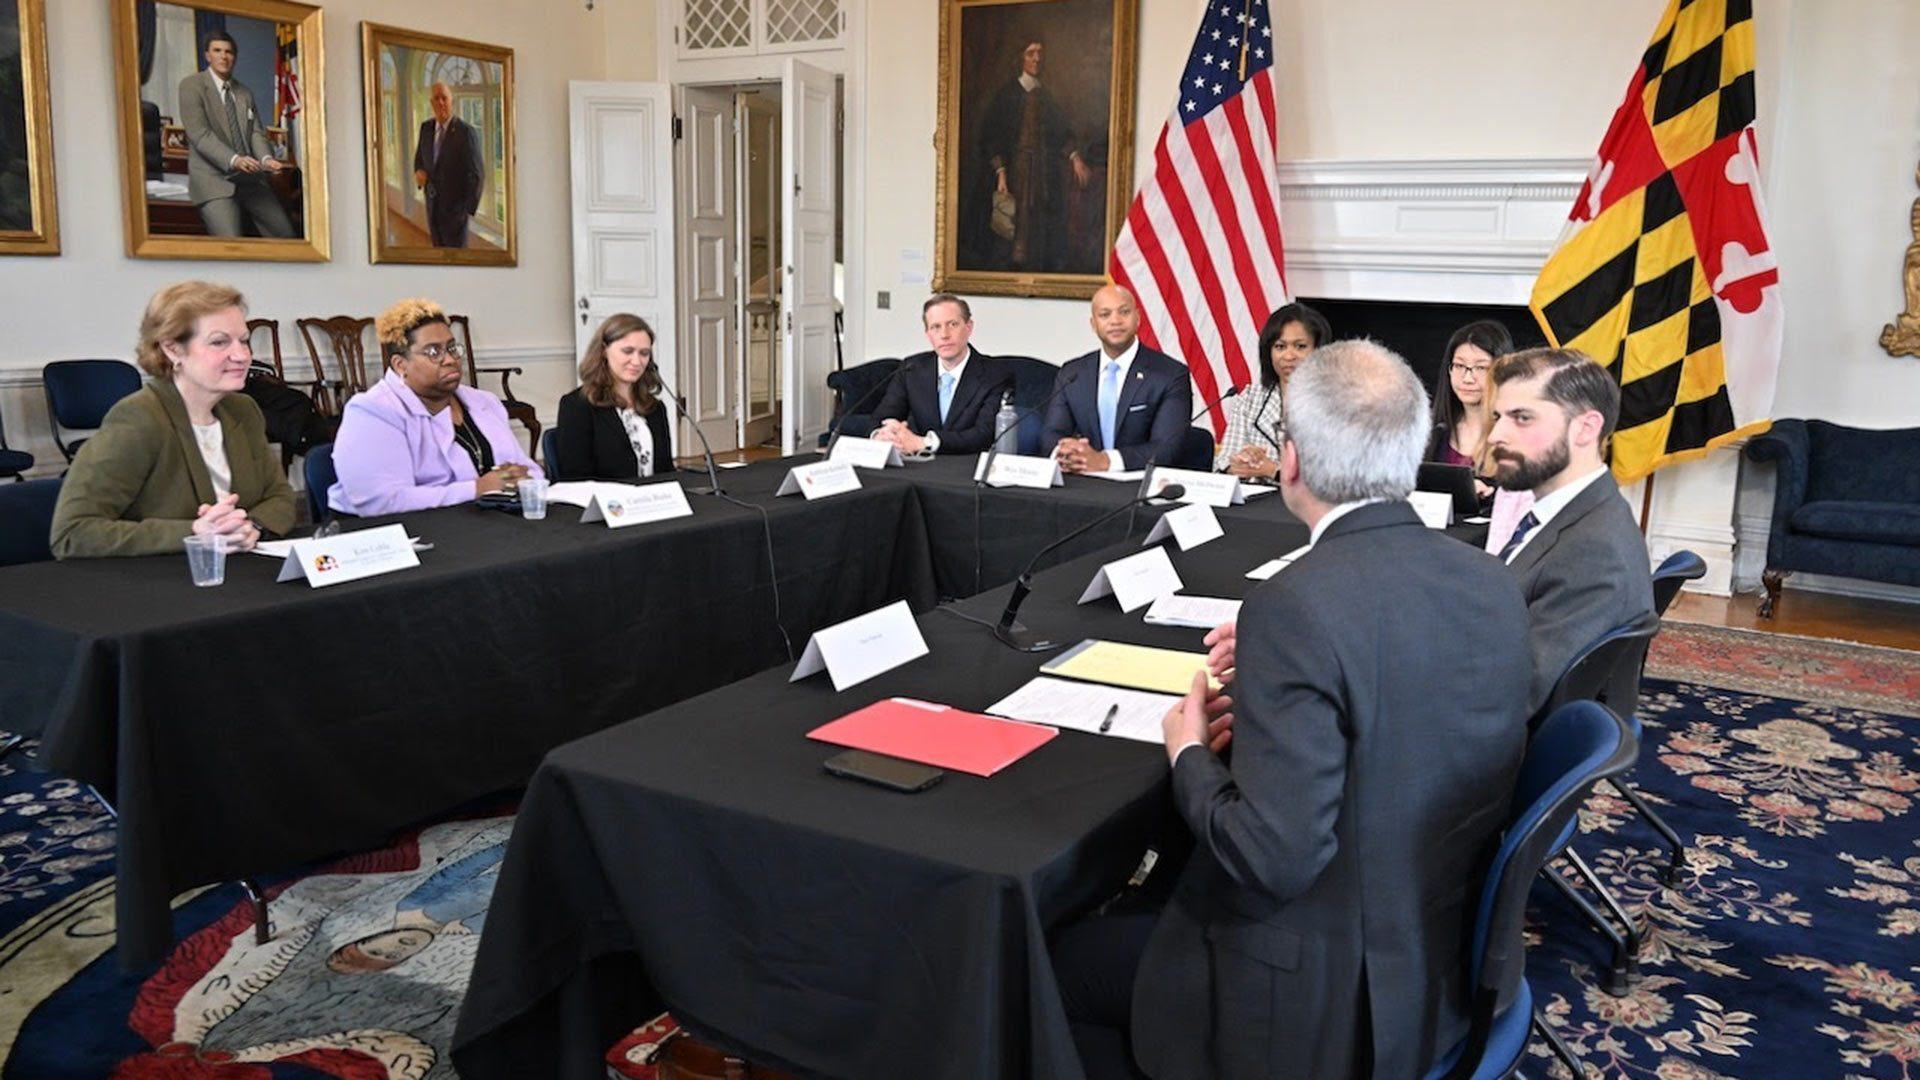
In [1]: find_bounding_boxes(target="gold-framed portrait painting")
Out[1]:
[112,0,329,261]
[935,0,1137,299]
[1,0,59,255]
[362,23,515,266]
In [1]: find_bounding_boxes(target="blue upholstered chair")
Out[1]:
[0,405,33,481]
[42,359,143,463]
[1422,700,1636,1080]
[820,358,901,445]
[303,443,336,525]
[541,427,564,480]
[1745,419,1920,616]
[0,477,61,567]
[998,355,1058,455]
[1175,426,1214,471]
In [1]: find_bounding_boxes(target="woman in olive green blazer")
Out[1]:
[50,282,296,559]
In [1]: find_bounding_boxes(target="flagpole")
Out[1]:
[1638,471,1655,536]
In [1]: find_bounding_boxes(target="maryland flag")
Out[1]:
[1530,0,1781,484]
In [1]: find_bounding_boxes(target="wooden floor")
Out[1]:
[1669,589,1920,652]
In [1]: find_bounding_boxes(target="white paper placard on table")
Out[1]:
[1145,466,1243,508]
[789,599,930,691]
[581,482,695,528]
[1408,490,1453,528]
[986,676,1179,744]
[776,460,863,500]
[829,436,905,469]
[1245,543,1313,581]
[1143,502,1224,551]
[1082,467,1147,482]
[1143,593,1243,629]
[274,524,420,588]
[1078,544,1184,612]
[973,452,1064,489]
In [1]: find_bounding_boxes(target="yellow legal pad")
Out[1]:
[1040,639,1218,696]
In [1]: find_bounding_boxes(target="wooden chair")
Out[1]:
[448,314,542,455]
[295,316,377,415]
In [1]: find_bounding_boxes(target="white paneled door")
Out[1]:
[780,59,838,455]
[680,86,743,453]
[568,82,676,393]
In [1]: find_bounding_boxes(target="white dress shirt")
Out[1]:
[1504,466,1609,563]
[919,348,973,453]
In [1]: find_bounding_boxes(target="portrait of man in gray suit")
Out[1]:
[177,30,294,239]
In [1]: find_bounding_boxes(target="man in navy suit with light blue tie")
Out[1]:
[1043,284,1193,472]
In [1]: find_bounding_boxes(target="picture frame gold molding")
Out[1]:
[1,0,60,256]
[111,0,331,262]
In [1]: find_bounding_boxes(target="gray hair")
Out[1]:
[1284,339,1431,504]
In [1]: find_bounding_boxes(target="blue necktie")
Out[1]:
[1098,360,1121,451]
[1498,511,1541,563]
[938,371,957,424]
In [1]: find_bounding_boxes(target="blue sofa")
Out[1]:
[1744,419,1920,617]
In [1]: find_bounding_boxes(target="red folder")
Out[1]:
[808,698,1058,777]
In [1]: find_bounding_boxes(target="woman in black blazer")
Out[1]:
[554,313,676,481]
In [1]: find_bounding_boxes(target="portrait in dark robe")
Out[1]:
[974,39,1089,273]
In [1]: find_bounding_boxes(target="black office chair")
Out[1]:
[1176,426,1214,471]
[43,359,143,463]
[303,442,337,525]
[541,427,564,480]
[1651,549,1707,616]
[0,405,33,481]
[1423,699,1636,1080]
[1536,612,1667,995]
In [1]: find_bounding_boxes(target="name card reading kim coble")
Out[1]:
[790,599,931,691]
[276,524,420,588]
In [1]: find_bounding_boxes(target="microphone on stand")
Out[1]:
[1137,383,1243,494]
[822,363,908,456]
[656,378,726,497]
[992,484,1186,652]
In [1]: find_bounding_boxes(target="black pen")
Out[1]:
[1098,703,1119,734]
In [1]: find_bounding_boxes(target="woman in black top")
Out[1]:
[554,313,676,481]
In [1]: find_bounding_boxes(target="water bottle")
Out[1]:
[993,391,1021,456]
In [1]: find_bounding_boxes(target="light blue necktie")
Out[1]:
[1098,360,1121,451]
[938,370,957,424]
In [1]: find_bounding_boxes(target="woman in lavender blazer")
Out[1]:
[327,298,541,516]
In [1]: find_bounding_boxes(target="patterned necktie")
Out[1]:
[1498,511,1541,564]
[1098,360,1121,452]
[938,370,957,424]
[222,84,246,153]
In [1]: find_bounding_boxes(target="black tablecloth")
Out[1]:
[451,506,1317,1080]
[0,462,935,965]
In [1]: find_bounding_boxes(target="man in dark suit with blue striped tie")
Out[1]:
[1044,284,1193,472]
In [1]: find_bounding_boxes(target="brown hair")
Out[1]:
[376,298,448,365]
[921,293,972,326]
[1491,346,1621,441]
[579,313,663,411]
[134,281,247,377]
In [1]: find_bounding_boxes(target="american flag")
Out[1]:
[1109,0,1288,436]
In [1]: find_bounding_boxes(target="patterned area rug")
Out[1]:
[2,662,1916,1076]
[1649,621,1920,718]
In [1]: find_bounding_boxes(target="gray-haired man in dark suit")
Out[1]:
[1486,347,1655,714]
[177,31,294,238]
[1052,340,1534,1079]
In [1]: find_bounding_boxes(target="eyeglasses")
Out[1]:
[1450,362,1491,380]
[411,341,466,364]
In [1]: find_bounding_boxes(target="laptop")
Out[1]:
[1416,462,1481,519]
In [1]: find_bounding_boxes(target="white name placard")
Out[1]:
[829,436,905,469]
[1146,466,1244,508]
[581,482,694,528]
[777,460,863,500]
[276,524,420,588]
[1409,490,1454,528]
[973,452,1064,489]
[1078,544,1185,613]
[1143,502,1224,552]
[789,599,931,691]
[1245,543,1313,581]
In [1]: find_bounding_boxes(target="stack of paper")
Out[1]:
[986,676,1178,744]
[1142,594,1242,629]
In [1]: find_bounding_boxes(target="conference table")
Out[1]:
[0,454,1270,967]
[449,491,1332,1080]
